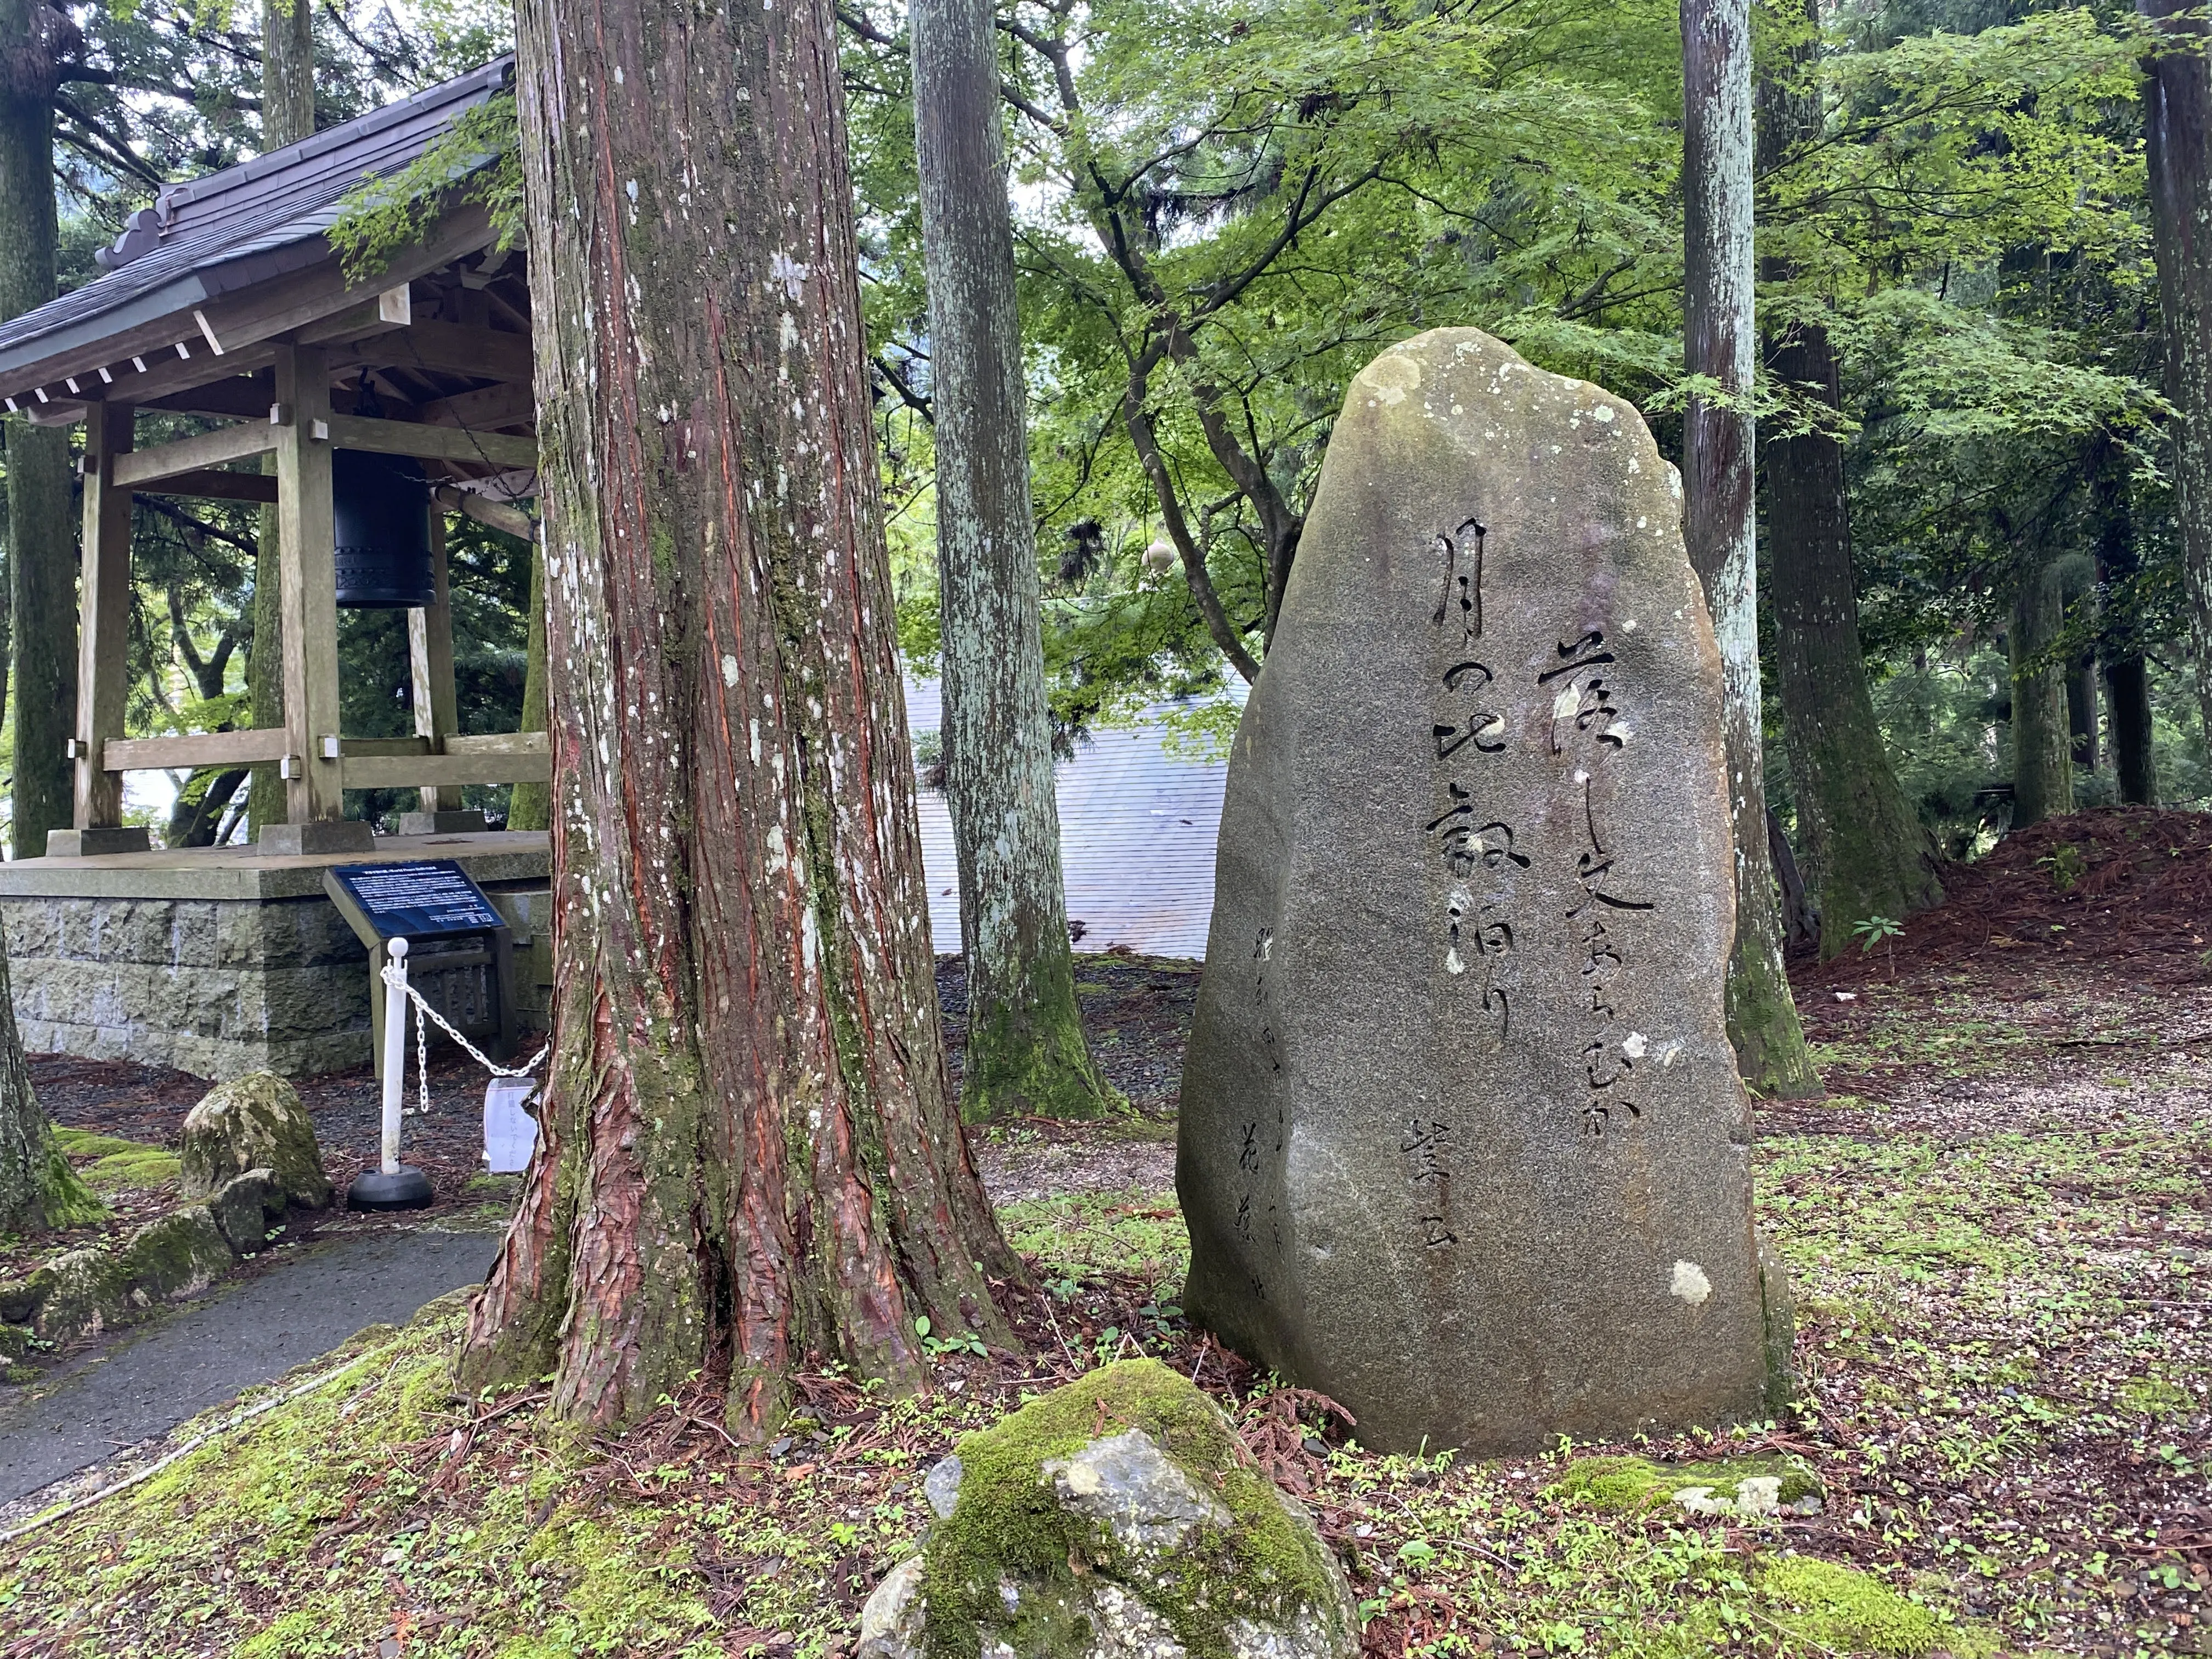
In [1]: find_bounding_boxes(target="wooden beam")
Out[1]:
[432,485,537,543]
[418,379,535,431]
[0,208,499,409]
[2,326,236,413]
[275,343,345,825]
[113,418,280,488]
[323,413,536,472]
[341,736,433,757]
[342,752,551,789]
[99,731,544,771]
[141,370,275,421]
[410,511,461,811]
[292,284,413,348]
[189,207,495,362]
[329,318,533,385]
[103,729,291,770]
[73,402,134,830]
[24,397,87,427]
[445,731,550,757]
[142,468,280,504]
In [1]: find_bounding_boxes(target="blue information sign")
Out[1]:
[329,860,505,941]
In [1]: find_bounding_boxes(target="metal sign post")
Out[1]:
[346,936,435,1211]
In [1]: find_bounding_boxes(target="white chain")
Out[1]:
[414,994,431,1118]
[380,958,551,1098]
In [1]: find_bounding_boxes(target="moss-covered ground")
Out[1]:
[0,1126,180,1286]
[0,965,2201,1657]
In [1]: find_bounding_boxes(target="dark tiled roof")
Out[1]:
[0,58,511,383]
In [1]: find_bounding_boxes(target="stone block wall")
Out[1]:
[3,882,553,1080]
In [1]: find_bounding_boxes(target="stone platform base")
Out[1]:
[0,832,552,1080]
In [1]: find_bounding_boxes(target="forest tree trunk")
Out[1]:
[2094,444,2157,804]
[246,0,318,834]
[910,0,1119,1121]
[2010,559,2075,828]
[1756,9,1940,957]
[2067,658,2098,771]
[505,537,549,831]
[1681,0,1820,1096]
[1765,324,1943,955]
[0,1,95,1230]
[1,0,75,861]
[2141,0,2212,741]
[461,0,1020,1431]
[262,0,314,145]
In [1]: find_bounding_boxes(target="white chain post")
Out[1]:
[379,937,410,1177]
[373,940,551,1167]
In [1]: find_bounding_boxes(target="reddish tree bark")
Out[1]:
[462,0,1020,1430]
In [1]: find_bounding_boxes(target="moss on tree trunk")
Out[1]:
[505,538,549,831]
[910,0,1120,1123]
[461,0,1021,1431]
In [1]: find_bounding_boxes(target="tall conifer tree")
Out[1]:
[1682,0,1820,1094]
[463,0,1019,1427]
[909,0,1119,1121]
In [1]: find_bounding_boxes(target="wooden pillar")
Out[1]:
[408,507,460,811]
[274,343,345,826]
[71,401,135,840]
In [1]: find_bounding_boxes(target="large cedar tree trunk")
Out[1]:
[2010,558,2075,829]
[1,0,74,861]
[2141,0,2212,740]
[461,0,1019,1430]
[1681,0,1820,1096]
[245,0,317,834]
[1756,10,1939,955]
[1765,324,1942,954]
[910,0,1118,1121]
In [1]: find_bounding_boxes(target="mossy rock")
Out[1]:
[119,1205,235,1300]
[0,1264,56,1323]
[180,1071,332,1209]
[206,1169,284,1254]
[31,1207,235,1343]
[32,1244,135,1342]
[904,1358,1354,1659]
[1758,1556,1995,1658]
[0,1321,31,1360]
[1556,1452,1824,1516]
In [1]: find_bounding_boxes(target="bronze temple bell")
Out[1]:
[331,448,437,608]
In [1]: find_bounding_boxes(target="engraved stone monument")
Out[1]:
[1177,328,1786,1454]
